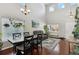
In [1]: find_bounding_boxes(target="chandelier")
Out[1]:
[69,10,73,17]
[69,4,75,17]
[21,4,30,15]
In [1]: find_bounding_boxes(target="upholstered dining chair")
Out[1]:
[24,32,30,37]
[32,34,43,54]
[33,30,48,40]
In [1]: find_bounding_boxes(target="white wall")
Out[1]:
[27,3,46,33]
[45,4,76,37]
[0,3,46,33]
[0,3,46,41]
[65,22,76,38]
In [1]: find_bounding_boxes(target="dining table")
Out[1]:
[8,34,65,51]
[8,35,41,54]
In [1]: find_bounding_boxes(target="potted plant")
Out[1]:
[13,23,23,28]
[0,32,3,50]
[72,7,79,39]
[44,25,49,35]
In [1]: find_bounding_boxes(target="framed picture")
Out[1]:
[32,20,39,28]
[13,33,21,40]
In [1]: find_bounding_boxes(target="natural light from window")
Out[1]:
[49,6,55,12]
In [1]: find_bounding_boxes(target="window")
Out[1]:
[50,24,59,32]
[58,3,65,9]
[49,6,54,12]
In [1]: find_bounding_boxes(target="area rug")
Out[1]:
[42,38,60,50]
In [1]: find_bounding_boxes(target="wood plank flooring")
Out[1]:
[0,39,70,55]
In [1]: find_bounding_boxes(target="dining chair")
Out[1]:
[32,34,43,54]
[12,33,23,53]
[42,34,48,40]
[24,32,30,37]
[33,30,48,40]
[16,35,33,55]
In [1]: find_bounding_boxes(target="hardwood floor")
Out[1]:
[0,39,70,55]
[0,48,13,55]
[0,46,59,55]
[32,47,59,55]
[59,39,70,55]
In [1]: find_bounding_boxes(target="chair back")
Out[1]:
[37,34,43,43]
[33,30,43,35]
[24,35,33,51]
[37,34,42,40]
[24,32,30,37]
[32,34,42,45]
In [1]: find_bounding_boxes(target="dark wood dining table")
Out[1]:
[8,35,40,53]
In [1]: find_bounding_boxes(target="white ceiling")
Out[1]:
[45,3,79,24]
[0,3,79,24]
[0,3,45,21]
[45,3,79,9]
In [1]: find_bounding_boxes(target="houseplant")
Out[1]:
[44,25,49,35]
[72,7,79,39]
[72,7,79,54]
[13,23,23,28]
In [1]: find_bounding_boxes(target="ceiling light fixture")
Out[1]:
[21,3,30,15]
[69,3,77,17]
[69,6,74,17]
[70,10,73,17]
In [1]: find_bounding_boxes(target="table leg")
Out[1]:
[13,44,16,53]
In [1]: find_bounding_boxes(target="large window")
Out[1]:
[49,6,55,12]
[2,17,24,42]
